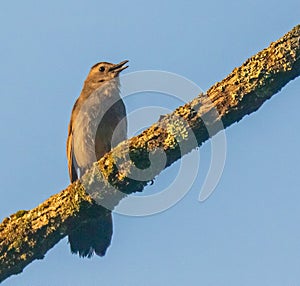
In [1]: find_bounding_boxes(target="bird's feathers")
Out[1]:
[68,82,126,179]
[66,61,128,257]
[67,121,78,182]
[69,209,113,258]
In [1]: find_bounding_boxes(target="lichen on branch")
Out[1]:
[0,24,300,283]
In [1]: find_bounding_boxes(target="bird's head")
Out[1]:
[86,60,129,86]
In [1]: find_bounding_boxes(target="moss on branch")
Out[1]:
[0,24,300,283]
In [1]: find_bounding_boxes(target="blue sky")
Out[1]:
[0,1,300,285]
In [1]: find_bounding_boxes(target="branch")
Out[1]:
[1,25,300,282]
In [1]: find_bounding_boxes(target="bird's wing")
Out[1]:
[94,99,127,160]
[67,121,78,182]
[112,100,127,144]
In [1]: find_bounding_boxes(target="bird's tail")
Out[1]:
[68,210,113,258]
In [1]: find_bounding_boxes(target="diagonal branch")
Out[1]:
[1,25,300,283]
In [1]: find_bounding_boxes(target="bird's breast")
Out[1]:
[72,86,123,172]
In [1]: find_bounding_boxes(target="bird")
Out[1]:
[66,60,128,257]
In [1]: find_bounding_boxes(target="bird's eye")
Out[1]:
[99,66,105,72]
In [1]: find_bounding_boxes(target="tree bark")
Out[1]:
[0,24,300,282]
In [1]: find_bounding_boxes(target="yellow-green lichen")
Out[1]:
[98,155,116,180]
[165,118,189,149]
[12,210,28,219]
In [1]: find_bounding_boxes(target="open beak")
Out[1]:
[109,60,129,73]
